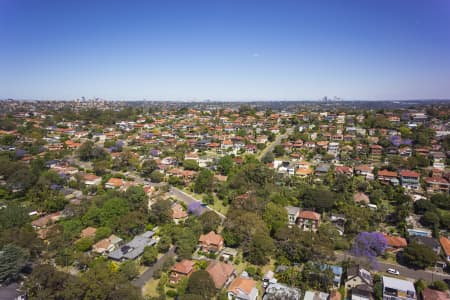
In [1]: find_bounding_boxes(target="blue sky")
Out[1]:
[1,0,450,100]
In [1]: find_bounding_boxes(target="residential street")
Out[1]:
[168,186,226,220]
[335,252,450,283]
[258,127,294,160]
[132,246,176,288]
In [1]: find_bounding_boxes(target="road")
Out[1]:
[132,246,176,288]
[168,186,226,220]
[335,252,450,283]
[258,127,294,160]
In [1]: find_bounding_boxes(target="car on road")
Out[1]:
[387,268,400,275]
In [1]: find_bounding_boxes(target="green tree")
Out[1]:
[263,202,288,233]
[142,246,158,266]
[75,238,93,252]
[183,159,199,171]
[150,170,164,183]
[198,211,221,234]
[142,159,158,177]
[245,229,275,265]
[119,260,139,280]
[0,204,30,230]
[402,242,438,269]
[157,235,172,253]
[217,155,234,175]
[25,264,87,300]
[94,227,112,241]
[193,169,214,194]
[0,244,29,283]
[273,145,285,157]
[186,270,216,299]
[124,185,148,211]
[149,199,172,225]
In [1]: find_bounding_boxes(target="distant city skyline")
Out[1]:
[1,0,450,100]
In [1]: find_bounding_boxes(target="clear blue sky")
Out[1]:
[1,0,450,101]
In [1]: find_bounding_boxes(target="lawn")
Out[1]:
[143,278,160,297]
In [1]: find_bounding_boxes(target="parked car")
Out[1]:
[387,268,400,275]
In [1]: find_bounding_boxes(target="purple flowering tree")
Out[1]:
[351,232,387,269]
[187,201,203,216]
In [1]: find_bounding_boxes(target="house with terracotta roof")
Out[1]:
[206,261,236,289]
[80,226,97,239]
[424,177,449,193]
[198,231,224,253]
[83,173,102,186]
[440,236,450,262]
[383,234,407,252]
[377,170,399,186]
[421,288,450,300]
[31,212,62,229]
[227,277,258,300]
[298,211,321,232]
[105,177,125,189]
[169,259,195,284]
[92,234,123,254]
[171,203,188,224]
[353,192,370,205]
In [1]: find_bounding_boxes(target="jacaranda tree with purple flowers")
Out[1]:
[351,232,387,268]
[188,201,203,216]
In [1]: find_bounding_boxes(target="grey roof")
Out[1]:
[315,165,330,172]
[108,231,156,261]
[285,206,300,215]
[263,283,300,300]
[411,236,440,248]
[382,276,415,293]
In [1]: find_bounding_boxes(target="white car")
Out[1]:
[387,268,400,275]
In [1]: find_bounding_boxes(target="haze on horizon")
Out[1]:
[1,0,450,101]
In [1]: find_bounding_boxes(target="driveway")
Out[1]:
[132,246,176,288]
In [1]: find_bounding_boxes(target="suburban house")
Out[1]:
[31,212,62,229]
[169,259,195,284]
[108,231,156,261]
[377,170,399,186]
[424,177,449,193]
[171,203,188,224]
[198,231,224,253]
[83,173,102,186]
[298,210,321,232]
[384,234,408,252]
[80,226,97,239]
[382,276,416,300]
[345,265,373,300]
[105,177,125,189]
[285,206,300,225]
[227,277,258,300]
[263,283,301,300]
[206,261,236,289]
[410,236,441,254]
[440,236,450,262]
[399,170,420,191]
[421,288,450,300]
[345,266,373,290]
[92,234,123,254]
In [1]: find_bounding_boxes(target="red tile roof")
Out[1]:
[384,234,407,248]
[171,260,195,275]
[299,211,321,221]
[440,236,450,257]
[399,170,420,178]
